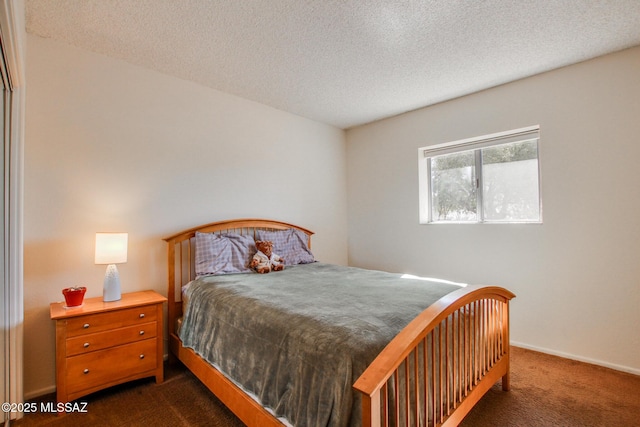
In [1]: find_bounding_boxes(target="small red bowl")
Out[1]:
[62,287,86,307]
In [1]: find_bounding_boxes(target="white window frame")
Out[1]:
[418,125,542,224]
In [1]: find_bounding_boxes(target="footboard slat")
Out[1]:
[353,286,514,427]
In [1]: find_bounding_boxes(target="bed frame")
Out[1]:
[164,218,515,427]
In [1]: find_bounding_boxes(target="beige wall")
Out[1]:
[24,35,348,397]
[347,46,640,373]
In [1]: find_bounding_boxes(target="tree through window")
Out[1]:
[419,127,542,224]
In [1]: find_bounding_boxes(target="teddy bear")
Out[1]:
[250,240,284,273]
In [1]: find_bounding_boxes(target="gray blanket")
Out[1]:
[179,263,459,427]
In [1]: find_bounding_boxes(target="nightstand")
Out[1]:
[50,290,167,403]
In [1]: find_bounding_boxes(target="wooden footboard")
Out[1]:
[353,285,515,427]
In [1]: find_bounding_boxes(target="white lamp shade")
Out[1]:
[95,233,128,264]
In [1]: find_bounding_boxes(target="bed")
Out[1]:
[164,218,515,427]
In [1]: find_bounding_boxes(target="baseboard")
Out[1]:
[511,341,640,376]
[24,385,56,401]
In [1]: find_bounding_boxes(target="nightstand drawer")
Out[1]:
[66,338,157,395]
[66,321,157,356]
[66,306,158,337]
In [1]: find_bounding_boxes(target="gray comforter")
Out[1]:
[179,263,459,427]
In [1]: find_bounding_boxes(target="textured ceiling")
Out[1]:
[25,0,640,129]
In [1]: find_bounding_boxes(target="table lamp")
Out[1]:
[95,232,128,302]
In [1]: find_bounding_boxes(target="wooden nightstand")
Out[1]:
[50,290,167,403]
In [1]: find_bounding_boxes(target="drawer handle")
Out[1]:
[139,330,145,336]
[83,369,89,374]
[83,342,90,348]
[83,323,90,329]
[139,313,145,319]
[139,354,145,359]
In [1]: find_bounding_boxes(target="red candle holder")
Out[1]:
[62,286,86,307]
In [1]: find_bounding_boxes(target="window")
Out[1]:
[419,126,541,224]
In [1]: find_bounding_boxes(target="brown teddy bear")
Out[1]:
[250,240,284,273]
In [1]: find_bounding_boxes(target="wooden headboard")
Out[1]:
[163,218,314,337]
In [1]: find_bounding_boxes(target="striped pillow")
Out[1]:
[195,232,256,277]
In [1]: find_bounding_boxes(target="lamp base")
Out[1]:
[103,264,122,302]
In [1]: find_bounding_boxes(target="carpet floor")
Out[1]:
[12,346,640,426]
